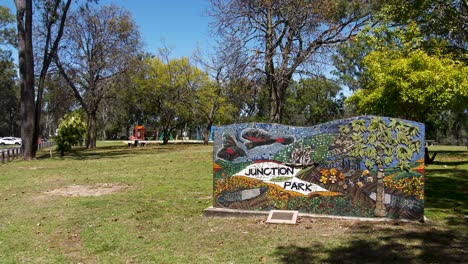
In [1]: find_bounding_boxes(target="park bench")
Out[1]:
[123,140,150,147]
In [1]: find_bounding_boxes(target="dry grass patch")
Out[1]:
[44,183,131,197]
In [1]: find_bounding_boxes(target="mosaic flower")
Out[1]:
[362,170,369,176]
[385,175,424,200]
[320,175,328,184]
[357,181,364,187]
[330,168,338,176]
[329,175,337,184]
[339,172,345,180]
[320,169,329,177]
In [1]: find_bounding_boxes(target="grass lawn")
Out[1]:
[0,143,466,263]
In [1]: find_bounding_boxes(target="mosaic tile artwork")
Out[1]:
[212,116,425,220]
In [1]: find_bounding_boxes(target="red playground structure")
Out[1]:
[132,125,145,140]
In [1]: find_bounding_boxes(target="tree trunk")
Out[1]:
[203,123,213,145]
[268,77,280,123]
[86,111,97,149]
[162,128,170,144]
[15,0,35,160]
[264,2,280,124]
[269,79,290,124]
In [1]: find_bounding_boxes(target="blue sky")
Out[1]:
[110,0,213,58]
[0,0,214,59]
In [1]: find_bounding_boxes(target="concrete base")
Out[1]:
[203,206,426,223]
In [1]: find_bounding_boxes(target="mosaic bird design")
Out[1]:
[241,128,295,149]
[217,134,246,161]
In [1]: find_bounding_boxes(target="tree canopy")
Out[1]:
[339,20,468,121]
[209,0,381,123]
[348,48,468,121]
[56,4,141,149]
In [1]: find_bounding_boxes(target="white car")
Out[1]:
[0,137,22,145]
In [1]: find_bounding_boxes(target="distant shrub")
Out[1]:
[55,111,87,156]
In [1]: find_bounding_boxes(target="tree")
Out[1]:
[384,0,467,62]
[347,48,468,122]
[0,6,18,136]
[209,0,381,123]
[334,0,468,91]
[14,0,72,160]
[333,1,468,144]
[193,78,236,144]
[0,52,19,136]
[42,73,76,138]
[0,6,16,46]
[15,0,35,160]
[55,4,141,149]
[32,0,72,155]
[283,77,344,126]
[132,55,204,144]
[192,52,242,144]
[425,110,468,145]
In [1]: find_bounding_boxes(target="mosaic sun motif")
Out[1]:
[212,116,425,220]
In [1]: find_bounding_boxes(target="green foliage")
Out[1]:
[334,3,468,123]
[55,111,87,156]
[132,55,207,142]
[0,6,16,47]
[383,0,468,62]
[283,77,345,126]
[193,79,237,130]
[334,0,468,92]
[0,51,18,136]
[348,48,468,121]
[0,6,18,136]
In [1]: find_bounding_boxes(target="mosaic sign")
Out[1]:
[212,116,425,220]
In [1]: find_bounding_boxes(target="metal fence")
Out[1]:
[1,142,55,164]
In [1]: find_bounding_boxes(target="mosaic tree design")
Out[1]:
[212,116,425,220]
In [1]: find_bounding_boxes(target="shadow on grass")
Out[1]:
[37,144,187,160]
[427,149,467,165]
[424,169,467,211]
[432,160,468,166]
[273,150,468,263]
[273,223,467,264]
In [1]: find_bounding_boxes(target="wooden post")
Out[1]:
[1,151,4,163]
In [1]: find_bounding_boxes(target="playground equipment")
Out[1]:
[132,125,145,140]
[125,125,149,147]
